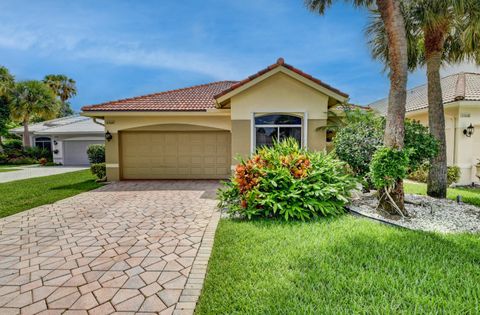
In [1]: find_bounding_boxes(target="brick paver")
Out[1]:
[0,180,221,315]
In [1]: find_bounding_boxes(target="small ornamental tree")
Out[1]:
[218,138,356,221]
[370,147,410,216]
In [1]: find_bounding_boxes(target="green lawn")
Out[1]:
[404,181,480,207]
[196,216,480,314]
[0,168,20,172]
[0,170,101,218]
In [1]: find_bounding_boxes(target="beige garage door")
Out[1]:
[121,131,231,179]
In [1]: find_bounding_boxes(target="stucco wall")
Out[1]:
[230,72,329,120]
[407,103,480,185]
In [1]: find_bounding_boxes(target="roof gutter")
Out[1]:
[92,118,105,127]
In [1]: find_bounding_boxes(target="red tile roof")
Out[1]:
[82,58,348,112]
[214,58,349,100]
[81,81,238,112]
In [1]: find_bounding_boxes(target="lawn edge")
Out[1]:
[174,210,221,315]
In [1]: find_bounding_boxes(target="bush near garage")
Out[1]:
[90,163,106,180]
[87,144,105,164]
[218,138,356,221]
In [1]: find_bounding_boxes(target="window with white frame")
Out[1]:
[34,137,52,151]
[254,114,303,148]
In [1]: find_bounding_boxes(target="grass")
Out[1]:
[404,181,480,207]
[0,170,101,218]
[0,168,20,172]
[196,216,480,314]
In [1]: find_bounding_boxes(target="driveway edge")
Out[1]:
[173,210,221,315]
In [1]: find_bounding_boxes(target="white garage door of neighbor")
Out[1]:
[63,140,104,166]
[121,131,231,179]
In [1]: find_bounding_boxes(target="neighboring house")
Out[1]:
[369,72,480,185]
[10,115,105,165]
[82,58,348,180]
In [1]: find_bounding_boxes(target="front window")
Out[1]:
[34,137,52,151]
[254,114,302,148]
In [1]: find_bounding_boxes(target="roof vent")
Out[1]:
[276,57,285,65]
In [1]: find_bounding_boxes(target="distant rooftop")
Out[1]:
[10,115,104,135]
[368,72,480,114]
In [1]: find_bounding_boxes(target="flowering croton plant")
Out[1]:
[218,138,356,220]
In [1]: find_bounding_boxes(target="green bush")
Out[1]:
[90,163,106,180]
[87,144,105,164]
[408,164,461,186]
[24,146,52,161]
[447,166,461,185]
[7,157,37,165]
[0,153,7,164]
[218,138,356,221]
[2,139,23,158]
[370,147,409,190]
[334,110,438,183]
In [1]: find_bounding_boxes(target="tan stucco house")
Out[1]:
[369,72,480,185]
[82,58,348,181]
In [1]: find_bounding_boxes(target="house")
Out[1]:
[369,72,480,185]
[10,115,105,165]
[81,58,348,181]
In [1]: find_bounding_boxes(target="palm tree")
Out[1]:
[10,80,59,147]
[367,0,480,198]
[43,74,77,117]
[306,0,409,214]
[0,66,15,147]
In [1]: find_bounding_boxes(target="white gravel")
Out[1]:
[349,193,480,233]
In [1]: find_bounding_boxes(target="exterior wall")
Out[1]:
[229,72,330,164]
[407,103,480,185]
[103,115,231,181]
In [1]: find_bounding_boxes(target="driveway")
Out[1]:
[0,180,221,315]
[0,166,88,183]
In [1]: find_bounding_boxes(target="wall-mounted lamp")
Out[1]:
[53,140,58,146]
[53,149,59,155]
[463,123,474,137]
[105,131,113,141]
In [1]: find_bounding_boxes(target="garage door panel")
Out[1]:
[121,131,231,179]
[64,140,104,166]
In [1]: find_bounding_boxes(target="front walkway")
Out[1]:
[0,165,88,183]
[0,180,221,314]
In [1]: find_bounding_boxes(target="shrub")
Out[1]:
[447,166,461,185]
[2,139,23,158]
[7,157,37,165]
[0,152,7,164]
[334,109,383,179]
[90,163,106,180]
[24,147,52,161]
[334,110,438,182]
[370,147,409,190]
[38,157,48,166]
[87,144,105,164]
[218,138,356,221]
[404,120,438,172]
[408,164,461,186]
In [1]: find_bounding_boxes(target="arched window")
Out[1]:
[34,137,52,151]
[254,114,302,148]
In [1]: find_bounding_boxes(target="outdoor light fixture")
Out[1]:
[463,123,474,137]
[105,131,113,141]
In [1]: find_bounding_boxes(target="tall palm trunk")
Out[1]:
[23,117,30,148]
[425,28,448,198]
[376,0,409,215]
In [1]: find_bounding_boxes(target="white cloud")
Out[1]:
[0,27,242,80]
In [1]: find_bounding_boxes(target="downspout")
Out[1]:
[92,118,105,127]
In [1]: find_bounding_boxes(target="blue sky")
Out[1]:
[0,0,477,111]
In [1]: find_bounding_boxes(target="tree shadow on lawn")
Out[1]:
[215,215,480,313]
[49,179,101,192]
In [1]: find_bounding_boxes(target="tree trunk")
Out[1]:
[23,117,31,148]
[425,31,448,198]
[376,0,409,215]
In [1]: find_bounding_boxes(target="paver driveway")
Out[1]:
[0,180,221,315]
